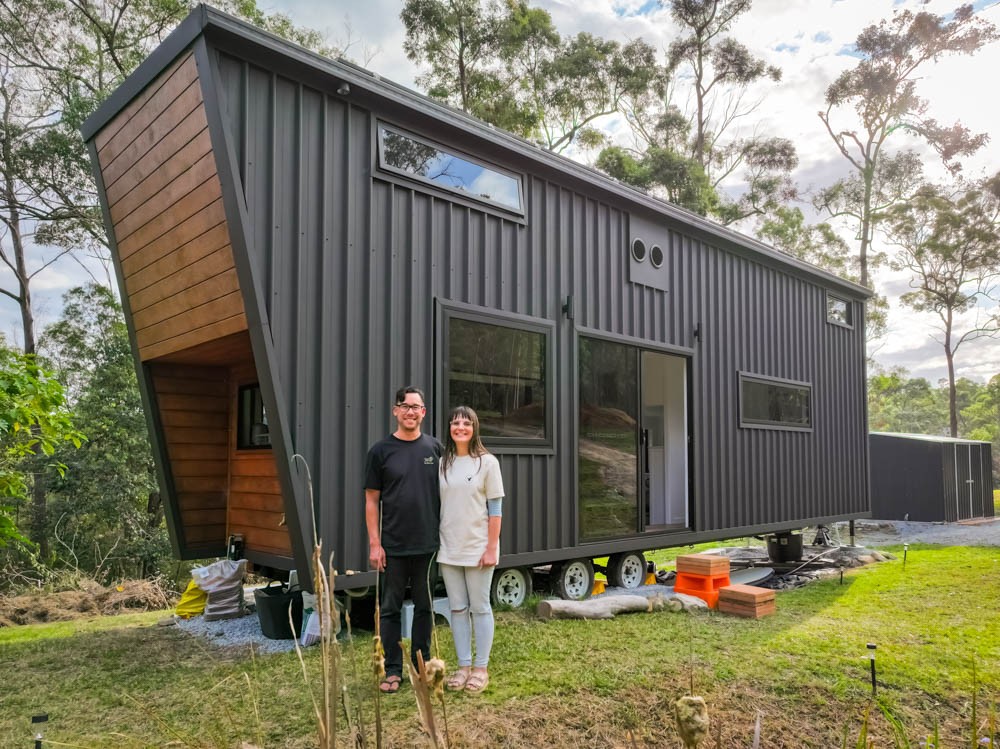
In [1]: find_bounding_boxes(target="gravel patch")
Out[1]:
[838,518,1000,547]
[174,611,299,654]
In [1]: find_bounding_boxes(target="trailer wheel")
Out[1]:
[490,567,532,608]
[552,558,595,601]
[607,551,647,589]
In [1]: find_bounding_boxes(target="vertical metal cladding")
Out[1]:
[212,41,868,577]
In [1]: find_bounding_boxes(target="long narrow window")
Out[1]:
[237,384,271,449]
[377,124,524,214]
[739,373,812,431]
[444,309,551,445]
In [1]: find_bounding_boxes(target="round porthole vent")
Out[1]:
[631,238,647,262]
[650,244,664,268]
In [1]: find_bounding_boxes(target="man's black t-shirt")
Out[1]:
[364,433,442,556]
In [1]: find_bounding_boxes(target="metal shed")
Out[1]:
[869,433,995,522]
[81,5,872,593]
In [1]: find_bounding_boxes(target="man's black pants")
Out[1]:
[379,552,434,678]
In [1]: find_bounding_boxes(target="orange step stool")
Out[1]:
[673,571,731,608]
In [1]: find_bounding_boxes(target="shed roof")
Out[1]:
[871,432,991,446]
[82,3,872,300]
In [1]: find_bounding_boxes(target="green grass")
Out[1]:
[2,545,998,748]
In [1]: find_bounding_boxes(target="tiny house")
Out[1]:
[83,5,871,597]
[870,433,995,522]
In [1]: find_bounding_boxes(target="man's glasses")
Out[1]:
[396,403,425,413]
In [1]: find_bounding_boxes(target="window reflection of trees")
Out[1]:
[448,318,545,439]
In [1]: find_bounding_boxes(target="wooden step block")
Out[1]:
[675,554,730,576]
[718,599,776,619]
[719,583,774,605]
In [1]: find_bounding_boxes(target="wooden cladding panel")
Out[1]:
[94,49,247,362]
[151,364,230,552]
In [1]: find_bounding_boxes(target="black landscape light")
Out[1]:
[32,714,48,749]
[867,643,877,696]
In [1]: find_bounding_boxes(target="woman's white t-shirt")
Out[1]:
[438,453,504,566]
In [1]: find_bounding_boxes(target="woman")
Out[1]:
[438,405,504,694]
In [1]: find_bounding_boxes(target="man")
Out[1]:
[364,386,442,693]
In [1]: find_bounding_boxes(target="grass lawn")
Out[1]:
[2,544,998,748]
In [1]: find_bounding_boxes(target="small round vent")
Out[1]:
[631,238,647,262]
[650,245,664,268]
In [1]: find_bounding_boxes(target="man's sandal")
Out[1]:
[465,671,489,694]
[446,669,471,691]
[379,674,401,693]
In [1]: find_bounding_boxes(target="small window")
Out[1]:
[237,384,271,449]
[739,373,812,431]
[827,293,852,327]
[445,313,550,443]
[377,124,523,213]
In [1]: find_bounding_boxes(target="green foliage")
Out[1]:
[39,285,165,580]
[0,344,82,548]
[596,145,718,216]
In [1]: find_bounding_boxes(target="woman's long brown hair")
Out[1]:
[441,405,489,481]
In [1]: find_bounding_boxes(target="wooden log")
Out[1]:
[536,594,661,620]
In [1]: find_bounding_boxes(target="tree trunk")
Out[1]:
[859,164,875,289]
[945,321,958,438]
[537,594,660,620]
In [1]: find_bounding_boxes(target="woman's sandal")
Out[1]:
[465,671,489,694]
[446,669,471,691]
[379,674,402,693]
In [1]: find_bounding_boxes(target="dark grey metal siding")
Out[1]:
[209,42,870,579]
[870,434,995,522]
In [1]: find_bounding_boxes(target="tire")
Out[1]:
[490,567,533,608]
[607,551,647,589]
[552,558,595,601]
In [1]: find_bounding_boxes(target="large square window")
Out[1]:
[739,373,812,431]
[444,311,551,444]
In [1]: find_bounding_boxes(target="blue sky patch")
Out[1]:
[775,42,800,53]
[813,31,832,43]
[614,0,659,17]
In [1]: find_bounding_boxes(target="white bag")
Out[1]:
[191,559,247,593]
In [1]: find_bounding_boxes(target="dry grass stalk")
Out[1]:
[406,650,450,748]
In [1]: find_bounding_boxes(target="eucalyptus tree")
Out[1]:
[401,0,662,153]
[817,4,998,288]
[884,177,1000,437]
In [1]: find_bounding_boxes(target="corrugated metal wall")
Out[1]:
[212,46,869,575]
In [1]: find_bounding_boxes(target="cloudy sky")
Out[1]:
[6,0,999,385]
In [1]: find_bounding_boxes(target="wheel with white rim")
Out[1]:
[490,567,533,608]
[552,558,595,601]
[607,551,647,589]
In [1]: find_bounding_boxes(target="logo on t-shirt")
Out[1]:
[424,456,435,465]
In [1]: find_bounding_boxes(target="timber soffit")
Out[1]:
[82,3,871,301]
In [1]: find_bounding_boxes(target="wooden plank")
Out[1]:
[133,267,240,328]
[116,175,222,260]
[171,459,229,477]
[231,476,282,495]
[232,526,292,553]
[177,492,227,511]
[161,426,228,445]
[114,151,219,243]
[140,313,248,361]
[182,508,230,526]
[227,508,286,529]
[127,225,230,297]
[100,78,204,189]
[130,248,236,314]
[152,330,253,366]
[109,127,212,220]
[175,476,228,493]
[168,443,229,462]
[137,293,245,348]
[120,200,226,277]
[160,410,229,429]
[158,392,229,412]
[153,374,229,398]
[184,524,227,544]
[676,555,731,576]
[230,459,279,478]
[96,53,196,153]
[230,492,286,512]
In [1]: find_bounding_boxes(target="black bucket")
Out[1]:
[254,583,303,639]
[767,533,803,563]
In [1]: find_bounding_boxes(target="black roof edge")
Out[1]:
[80,6,208,141]
[84,3,872,299]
